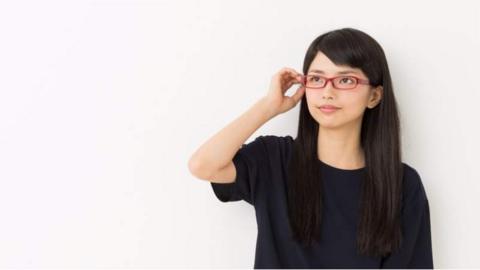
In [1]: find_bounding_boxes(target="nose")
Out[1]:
[322,80,335,99]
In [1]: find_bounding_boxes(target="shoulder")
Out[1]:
[246,135,294,150]
[243,135,294,161]
[401,162,429,210]
[252,134,294,143]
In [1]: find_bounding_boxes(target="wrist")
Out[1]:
[256,97,277,120]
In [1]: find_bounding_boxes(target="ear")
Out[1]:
[367,85,383,109]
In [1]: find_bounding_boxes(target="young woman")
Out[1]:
[188,27,433,269]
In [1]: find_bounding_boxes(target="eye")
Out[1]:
[339,76,355,84]
[308,75,324,83]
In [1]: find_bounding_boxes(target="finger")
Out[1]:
[286,77,302,88]
[284,67,302,78]
[285,80,294,89]
[278,69,292,81]
[291,86,305,103]
[279,67,301,78]
[288,72,304,83]
[277,68,302,87]
[282,71,301,84]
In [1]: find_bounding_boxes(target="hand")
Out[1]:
[263,67,305,116]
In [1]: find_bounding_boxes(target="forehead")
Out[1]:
[308,51,365,76]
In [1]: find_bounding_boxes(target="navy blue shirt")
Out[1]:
[211,135,433,269]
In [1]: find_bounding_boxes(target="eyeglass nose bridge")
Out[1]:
[320,77,337,88]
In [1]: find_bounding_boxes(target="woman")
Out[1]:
[188,27,433,269]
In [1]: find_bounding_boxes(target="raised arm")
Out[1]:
[187,67,305,182]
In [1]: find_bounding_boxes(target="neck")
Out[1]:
[317,122,365,170]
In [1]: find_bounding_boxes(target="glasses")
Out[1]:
[300,74,370,90]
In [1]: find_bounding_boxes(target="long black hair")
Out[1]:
[287,27,404,258]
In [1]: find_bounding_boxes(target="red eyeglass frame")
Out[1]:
[299,74,370,90]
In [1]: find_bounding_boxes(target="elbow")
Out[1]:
[188,158,212,180]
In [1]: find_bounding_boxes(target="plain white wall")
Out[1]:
[0,0,479,268]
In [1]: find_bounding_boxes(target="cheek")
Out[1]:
[306,91,369,119]
[341,97,370,117]
[305,89,321,101]
[305,89,369,108]
[341,104,367,120]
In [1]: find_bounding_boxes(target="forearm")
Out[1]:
[188,97,275,176]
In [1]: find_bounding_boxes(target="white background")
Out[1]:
[0,0,479,268]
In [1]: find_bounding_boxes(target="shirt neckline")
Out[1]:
[318,158,365,173]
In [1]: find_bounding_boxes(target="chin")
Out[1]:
[311,115,340,128]
[318,121,344,130]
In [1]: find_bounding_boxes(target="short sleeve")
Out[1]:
[381,165,434,269]
[210,135,270,206]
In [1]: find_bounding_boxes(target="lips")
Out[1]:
[318,105,341,114]
[319,105,341,109]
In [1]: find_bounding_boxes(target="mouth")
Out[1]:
[318,105,341,113]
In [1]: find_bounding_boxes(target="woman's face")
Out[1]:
[305,51,383,130]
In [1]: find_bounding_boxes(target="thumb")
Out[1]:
[291,86,305,104]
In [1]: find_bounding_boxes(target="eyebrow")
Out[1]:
[308,69,360,75]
